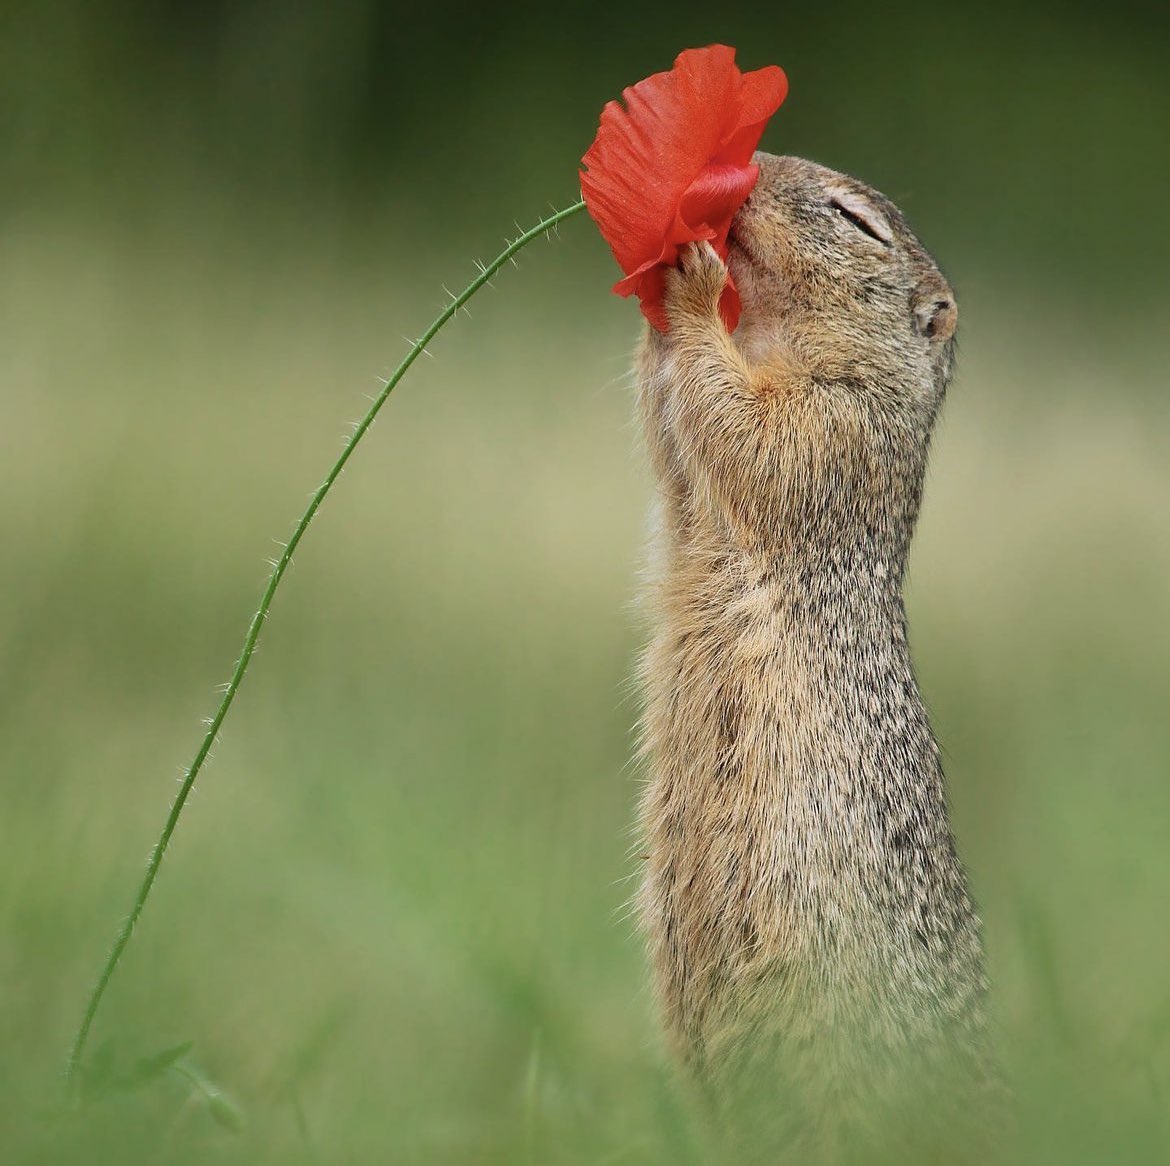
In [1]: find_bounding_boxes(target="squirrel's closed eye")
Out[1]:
[829,194,891,246]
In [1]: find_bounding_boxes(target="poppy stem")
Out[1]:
[65,198,588,1089]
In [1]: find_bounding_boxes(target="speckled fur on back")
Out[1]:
[635,154,997,1159]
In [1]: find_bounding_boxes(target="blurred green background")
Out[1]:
[2,2,1168,1162]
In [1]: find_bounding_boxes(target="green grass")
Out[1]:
[2,205,1169,1163]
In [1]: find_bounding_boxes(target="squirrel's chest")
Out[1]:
[638,576,936,960]
[642,573,916,795]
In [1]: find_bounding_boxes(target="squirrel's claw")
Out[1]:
[664,241,728,327]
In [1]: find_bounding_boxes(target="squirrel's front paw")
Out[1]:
[664,241,728,328]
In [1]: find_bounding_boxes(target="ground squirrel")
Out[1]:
[635,154,996,1158]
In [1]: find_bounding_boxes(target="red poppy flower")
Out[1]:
[580,45,788,332]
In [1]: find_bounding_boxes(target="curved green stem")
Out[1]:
[66,199,588,1085]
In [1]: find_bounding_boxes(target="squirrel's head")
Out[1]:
[729,153,957,419]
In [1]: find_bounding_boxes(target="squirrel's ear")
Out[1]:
[914,295,957,343]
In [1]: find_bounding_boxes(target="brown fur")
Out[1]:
[634,154,998,1159]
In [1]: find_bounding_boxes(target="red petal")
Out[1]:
[632,266,670,332]
[718,66,789,165]
[674,162,760,240]
[718,278,742,333]
[580,45,787,332]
